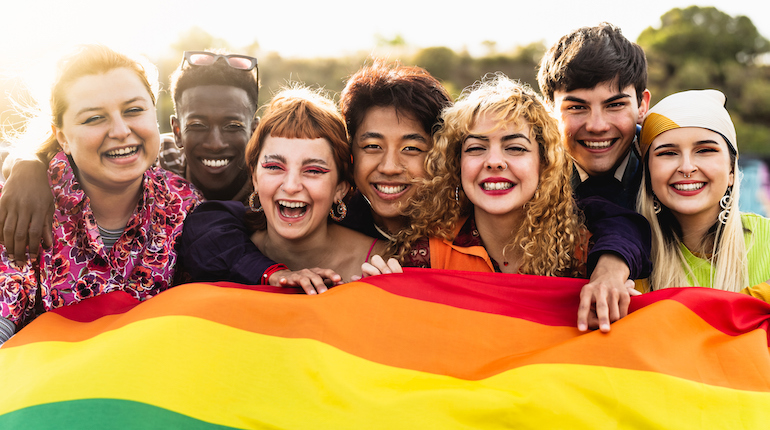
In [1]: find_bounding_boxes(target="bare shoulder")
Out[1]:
[330,224,385,255]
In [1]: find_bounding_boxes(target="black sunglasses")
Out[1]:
[182,51,258,72]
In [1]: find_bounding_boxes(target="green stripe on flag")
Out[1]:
[0,398,242,430]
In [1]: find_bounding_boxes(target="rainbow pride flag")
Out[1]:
[1,268,769,429]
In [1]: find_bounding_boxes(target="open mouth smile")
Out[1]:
[277,200,308,219]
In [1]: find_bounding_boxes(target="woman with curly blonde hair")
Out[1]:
[390,74,584,275]
[367,74,651,332]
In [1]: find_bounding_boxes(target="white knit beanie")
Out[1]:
[640,89,737,157]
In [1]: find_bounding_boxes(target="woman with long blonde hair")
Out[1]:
[637,89,770,301]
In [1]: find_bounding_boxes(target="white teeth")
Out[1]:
[583,140,612,149]
[278,200,307,219]
[278,200,307,208]
[106,146,139,157]
[673,182,705,191]
[201,158,230,168]
[483,182,513,191]
[375,184,407,194]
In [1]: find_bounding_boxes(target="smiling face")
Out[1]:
[55,67,159,194]
[648,127,734,226]
[172,85,255,200]
[351,106,430,232]
[253,136,348,241]
[461,113,540,221]
[553,81,650,177]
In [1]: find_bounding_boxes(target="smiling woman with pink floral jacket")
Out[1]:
[0,45,200,345]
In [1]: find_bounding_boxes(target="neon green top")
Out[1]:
[680,213,770,301]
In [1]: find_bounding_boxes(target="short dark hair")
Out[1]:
[340,59,452,143]
[537,23,648,104]
[169,50,259,114]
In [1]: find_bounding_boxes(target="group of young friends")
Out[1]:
[1,22,769,347]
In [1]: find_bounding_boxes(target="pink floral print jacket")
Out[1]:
[0,152,201,328]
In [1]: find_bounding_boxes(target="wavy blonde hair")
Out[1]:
[637,152,747,292]
[391,74,585,276]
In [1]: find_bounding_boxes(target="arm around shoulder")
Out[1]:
[178,200,278,284]
[0,157,54,265]
[579,195,652,279]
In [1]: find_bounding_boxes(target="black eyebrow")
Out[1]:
[502,133,531,143]
[359,131,384,140]
[185,113,246,121]
[562,93,631,105]
[359,131,427,143]
[653,139,722,152]
[402,133,428,143]
[695,139,722,146]
[604,94,631,104]
[563,95,587,104]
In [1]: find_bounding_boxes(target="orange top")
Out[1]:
[428,217,590,274]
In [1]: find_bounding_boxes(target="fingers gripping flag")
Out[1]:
[1,268,769,429]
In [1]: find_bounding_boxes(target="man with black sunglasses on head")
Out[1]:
[0,50,260,264]
[161,50,259,204]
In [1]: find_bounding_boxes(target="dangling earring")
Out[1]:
[652,195,662,215]
[718,187,733,225]
[248,191,263,213]
[455,186,461,204]
[330,199,347,222]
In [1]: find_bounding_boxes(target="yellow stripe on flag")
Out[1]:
[1,315,768,429]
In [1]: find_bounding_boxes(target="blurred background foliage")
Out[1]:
[2,5,769,156]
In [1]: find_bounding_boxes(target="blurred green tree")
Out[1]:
[413,46,459,82]
[638,6,770,155]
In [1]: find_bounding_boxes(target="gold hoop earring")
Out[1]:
[330,199,347,222]
[248,191,263,213]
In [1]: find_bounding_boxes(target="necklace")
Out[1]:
[373,223,395,241]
